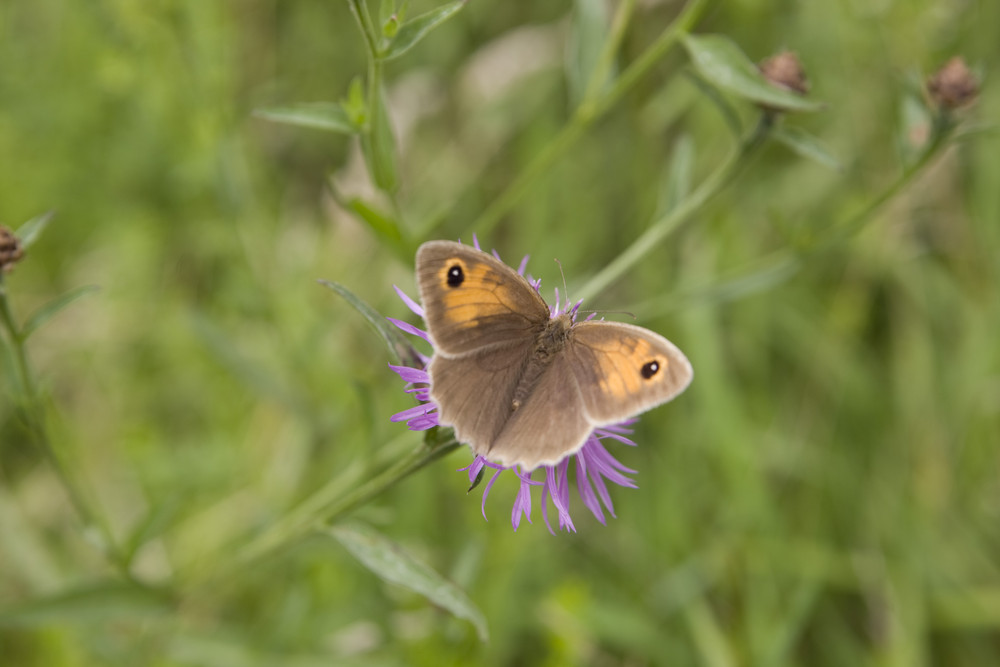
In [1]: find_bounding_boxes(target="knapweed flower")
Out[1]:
[927,56,979,111]
[388,238,646,534]
[0,225,25,273]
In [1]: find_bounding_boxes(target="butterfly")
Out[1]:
[415,240,692,471]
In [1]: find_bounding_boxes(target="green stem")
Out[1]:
[580,0,637,105]
[346,0,380,56]
[0,278,31,396]
[577,114,772,302]
[0,276,133,579]
[828,113,955,245]
[236,435,460,566]
[647,112,960,311]
[469,0,711,237]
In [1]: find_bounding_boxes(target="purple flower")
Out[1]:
[389,238,641,533]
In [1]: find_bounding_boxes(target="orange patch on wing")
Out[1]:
[437,258,520,328]
[593,337,666,398]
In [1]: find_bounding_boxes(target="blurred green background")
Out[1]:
[2,0,999,665]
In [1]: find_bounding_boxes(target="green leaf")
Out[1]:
[329,522,488,641]
[772,125,842,171]
[317,280,421,368]
[253,103,356,134]
[0,581,171,627]
[343,77,368,128]
[657,134,695,217]
[343,197,404,247]
[382,13,400,40]
[21,285,100,339]
[379,1,467,61]
[379,0,396,28]
[682,34,822,113]
[568,0,610,105]
[360,85,399,193]
[684,70,743,137]
[15,211,55,250]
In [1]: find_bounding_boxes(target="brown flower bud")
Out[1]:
[0,225,25,273]
[927,57,978,110]
[759,51,809,96]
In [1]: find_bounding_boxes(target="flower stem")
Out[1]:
[577,114,773,302]
[0,278,32,396]
[0,276,133,579]
[235,433,460,567]
[650,112,961,310]
[468,0,711,237]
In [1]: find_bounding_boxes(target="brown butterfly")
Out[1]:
[416,240,692,471]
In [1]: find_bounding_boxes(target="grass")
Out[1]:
[1,0,999,665]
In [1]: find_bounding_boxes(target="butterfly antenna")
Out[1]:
[553,257,572,312]
[577,309,637,320]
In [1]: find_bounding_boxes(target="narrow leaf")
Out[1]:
[21,285,100,339]
[317,280,420,368]
[567,0,610,105]
[684,70,743,137]
[253,103,356,134]
[379,0,396,29]
[360,85,399,193]
[0,581,170,627]
[772,125,842,171]
[344,197,403,246]
[379,1,467,61]
[682,34,822,112]
[15,211,55,250]
[329,522,488,641]
[657,134,695,217]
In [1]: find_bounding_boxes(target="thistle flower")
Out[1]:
[388,238,646,534]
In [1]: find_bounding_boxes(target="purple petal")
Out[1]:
[511,473,533,530]
[388,364,429,384]
[576,455,606,524]
[540,484,554,535]
[517,255,530,276]
[407,414,439,430]
[393,285,424,318]
[386,317,430,343]
[546,464,576,533]
[598,430,639,447]
[390,403,435,423]
[460,456,487,484]
[589,467,617,518]
[480,468,504,521]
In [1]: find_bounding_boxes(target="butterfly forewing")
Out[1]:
[416,241,549,357]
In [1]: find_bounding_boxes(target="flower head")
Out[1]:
[0,225,25,274]
[927,56,979,111]
[389,237,647,533]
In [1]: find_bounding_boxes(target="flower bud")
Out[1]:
[927,57,978,110]
[759,51,809,96]
[0,225,25,273]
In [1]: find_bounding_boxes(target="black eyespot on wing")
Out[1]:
[446,264,464,287]
[640,360,660,379]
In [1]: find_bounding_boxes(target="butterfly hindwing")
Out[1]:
[566,321,693,425]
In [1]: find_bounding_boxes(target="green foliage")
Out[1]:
[1,0,999,665]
